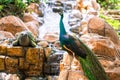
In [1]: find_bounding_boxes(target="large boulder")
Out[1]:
[0,16,30,36]
[87,17,119,44]
[80,33,117,61]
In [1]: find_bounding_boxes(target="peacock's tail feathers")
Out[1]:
[78,39,109,80]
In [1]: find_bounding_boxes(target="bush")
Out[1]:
[0,0,40,18]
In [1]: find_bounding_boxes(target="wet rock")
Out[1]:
[69,10,83,20]
[54,1,63,7]
[68,18,81,26]
[0,16,30,36]
[68,10,82,26]
[44,51,64,75]
[70,21,88,34]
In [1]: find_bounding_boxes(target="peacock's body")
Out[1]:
[59,13,109,80]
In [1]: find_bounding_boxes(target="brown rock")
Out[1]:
[58,70,69,80]
[80,33,116,61]
[88,17,119,44]
[25,21,39,37]
[43,32,59,43]
[62,52,73,70]
[23,13,43,27]
[5,56,18,73]
[25,70,42,77]
[37,40,49,48]
[59,52,87,80]
[0,46,7,55]
[9,74,20,80]
[26,3,43,16]
[44,47,52,59]
[107,71,120,80]
[68,70,88,80]
[53,41,61,49]
[0,31,15,39]
[0,56,5,71]
[22,13,37,22]
[26,47,44,64]
[0,16,30,36]
[19,58,30,70]
[7,47,24,57]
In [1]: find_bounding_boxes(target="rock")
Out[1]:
[43,32,59,43]
[80,33,116,61]
[22,13,37,22]
[75,0,93,13]
[59,50,120,80]
[68,70,88,80]
[69,10,83,20]
[75,0,100,13]
[5,56,19,73]
[0,31,15,39]
[0,16,30,36]
[25,21,39,37]
[7,47,24,57]
[87,17,119,44]
[107,71,120,80]
[0,73,20,80]
[37,40,49,48]
[58,52,88,80]
[70,21,88,34]
[26,3,44,17]
[53,41,61,49]
[23,13,44,26]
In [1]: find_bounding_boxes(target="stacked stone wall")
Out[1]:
[0,46,45,77]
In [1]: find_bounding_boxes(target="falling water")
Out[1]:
[38,4,71,39]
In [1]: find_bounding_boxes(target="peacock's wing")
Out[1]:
[61,34,87,58]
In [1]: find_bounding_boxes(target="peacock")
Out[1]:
[59,12,109,80]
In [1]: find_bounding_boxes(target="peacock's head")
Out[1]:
[59,11,64,18]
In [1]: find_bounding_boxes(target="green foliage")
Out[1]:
[27,0,40,4]
[100,13,120,30]
[0,0,40,18]
[98,0,120,9]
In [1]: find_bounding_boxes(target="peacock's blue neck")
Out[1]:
[59,14,67,38]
